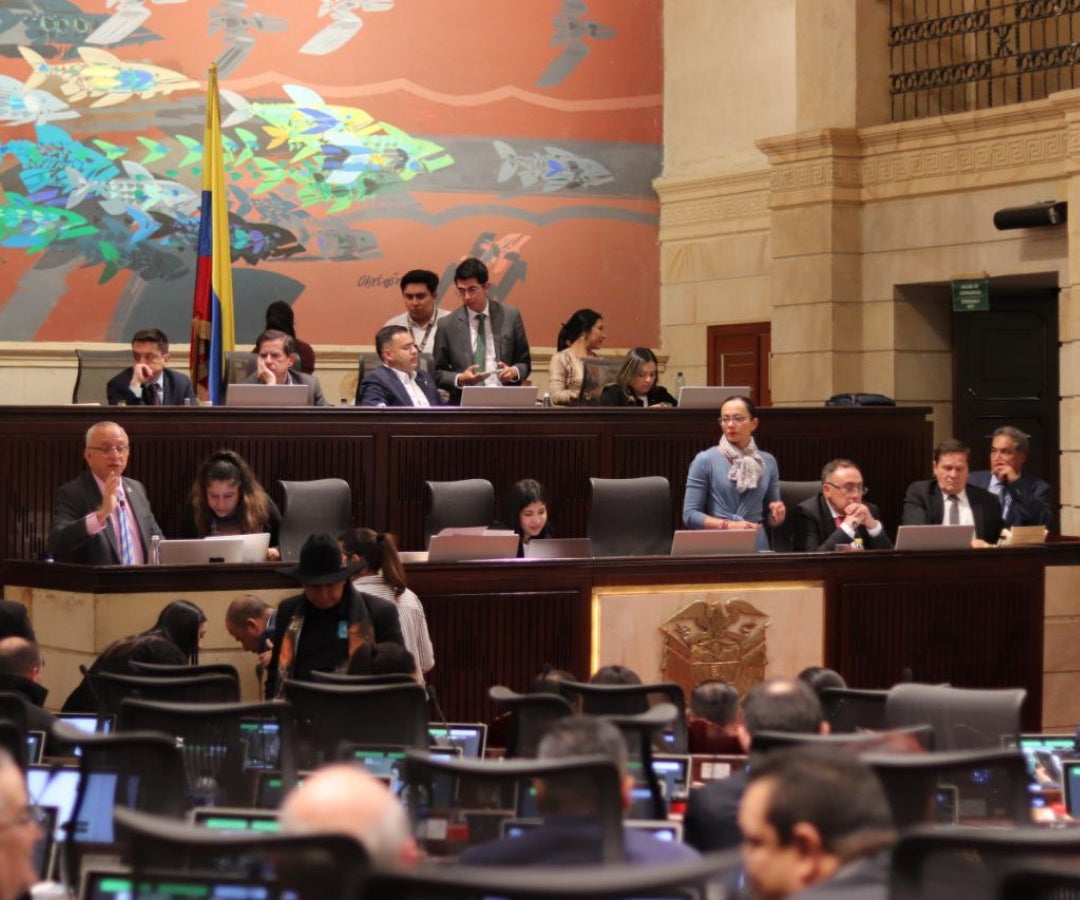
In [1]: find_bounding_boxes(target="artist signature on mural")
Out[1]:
[356,273,400,289]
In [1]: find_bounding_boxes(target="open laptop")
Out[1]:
[27,765,118,843]
[427,532,519,563]
[428,723,487,759]
[31,805,57,881]
[236,532,272,563]
[224,383,310,407]
[677,385,751,409]
[670,529,758,556]
[500,818,682,843]
[523,538,592,559]
[190,807,281,833]
[82,870,288,900]
[158,536,246,565]
[26,731,44,765]
[894,524,975,551]
[459,386,538,408]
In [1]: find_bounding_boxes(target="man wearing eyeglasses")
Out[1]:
[47,421,163,565]
[432,256,531,404]
[0,747,40,900]
[793,459,893,552]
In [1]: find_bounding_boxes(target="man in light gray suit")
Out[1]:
[241,329,327,406]
[48,421,163,565]
[432,257,531,405]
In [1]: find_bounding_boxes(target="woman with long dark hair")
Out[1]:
[548,308,605,405]
[181,450,281,559]
[503,479,553,556]
[598,347,677,408]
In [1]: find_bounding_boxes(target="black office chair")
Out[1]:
[0,693,29,742]
[424,479,495,548]
[354,352,384,404]
[400,750,626,863]
[587,476,673,557]
[996,862,1080,900]
[278,478,352,562]
[282,680,429,768]
[0,720,26,770]
[750,724,934,756]
[89,671,240,718]
[578,357,622,404]
[310,671,416,686]
[565,681,688,753]
[769,480,821,552]
[114,806,370,900]
[72,349,131,404]
[60,730,189,887]
[116,699,298,807]
[599,703,679,821]
[359,850,740,899]
[890,824,1080,900]
[128,661,242,689]
[488,686,574,758]
[224,351,258,385]
[863,747,1029,830]
[884,683,1026,750]
[820,687,889,732]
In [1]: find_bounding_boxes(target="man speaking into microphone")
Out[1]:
[48,421,163,565]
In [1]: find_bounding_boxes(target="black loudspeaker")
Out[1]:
[993,201,1067,230]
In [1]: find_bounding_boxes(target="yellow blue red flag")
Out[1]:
[189,64,235,404]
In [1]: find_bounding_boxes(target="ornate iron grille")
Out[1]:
[890,0,1080,121]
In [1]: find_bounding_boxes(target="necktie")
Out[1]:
[991,479,1012,522]
[142,383,160,405]
[835,515,845,530]
[947,494,959,525]
[116,498,137,565]
[474,313,487,369]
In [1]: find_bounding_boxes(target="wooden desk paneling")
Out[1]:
[0,405,932,559]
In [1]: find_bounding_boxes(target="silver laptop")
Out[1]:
[894,524,975,551]
[428,532,520,562]
[677,385,752,409]
[236,532,271,562]
[459,385,538,408]
[524,538,592,559]
[670,529,758,556]
[158,536,246,564]
[225,383,310,407]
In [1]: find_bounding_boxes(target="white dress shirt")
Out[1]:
[941,490,975,526]
[387,365,430,407]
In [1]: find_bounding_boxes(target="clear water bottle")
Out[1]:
[675,372,686,392]
[150,534,161,565]
[542,392,552,407]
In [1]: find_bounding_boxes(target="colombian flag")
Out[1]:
[190,64,235,404]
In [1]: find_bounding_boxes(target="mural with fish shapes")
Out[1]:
[0,0,661,349]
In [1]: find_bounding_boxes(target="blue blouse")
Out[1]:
[682,446,780,551]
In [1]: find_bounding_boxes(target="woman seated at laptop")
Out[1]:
[340,528,434,683]
[180,450,281,560]
[498,479,553,557]
[61,599,206,711]
[597,347,677,408]
[548,308,605,406]
[682,395,784,552]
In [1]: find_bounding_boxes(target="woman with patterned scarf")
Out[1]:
[682,395,785,551]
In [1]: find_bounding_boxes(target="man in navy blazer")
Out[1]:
[106,328,196,406]
[432,257,531,405]
[968,426,1052,528]
[356,326,443,407]
[47,421,163,565]
[902,438,1004,545]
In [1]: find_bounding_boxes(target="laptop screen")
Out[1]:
[240,719,282,771]
[27,767,120,843]
[83,871,288,900]
[428,724,486,759]
[192,809,281,834]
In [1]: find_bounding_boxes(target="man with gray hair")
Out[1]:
[968,425,1052,528]
[279,764,417,870]
[0,747,41,900]
[47,421,162,565]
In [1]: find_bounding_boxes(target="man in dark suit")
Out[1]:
[432,257,531,404]
[794,459,893,552]
[264,533,404,698]
[47,421,163,565]
[0,638,56,738]
[356,325,443,407]
[241,330,327,406]
[968,426,1053,528]
[460,716,699,867]
[683,679,827,853]
[901,438,1004,545]
[738,746,894,900]
[106,327,196,406]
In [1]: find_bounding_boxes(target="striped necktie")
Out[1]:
[115,498,137,565]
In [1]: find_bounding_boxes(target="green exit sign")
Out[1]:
[951,277,989,312]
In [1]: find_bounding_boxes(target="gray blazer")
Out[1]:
[432,301,531,403]
[240,370,327,406]
[48,470,163,565]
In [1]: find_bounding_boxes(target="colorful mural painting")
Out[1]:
[0,0,662,349]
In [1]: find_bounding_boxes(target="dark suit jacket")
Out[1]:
[432,301,532,403]
[107,367,196,406]
[794,494,893,551]
[0,600,34,641]
[597,383,678,407]
[47,470,163,565]
[240,370,327,406]
[968,469,1053,528]
[795,852,889,900]
[682,769,748,852]
[901,479,1004,544]
[356,365,442,407]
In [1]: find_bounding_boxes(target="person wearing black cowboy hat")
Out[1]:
[264,533,404,699]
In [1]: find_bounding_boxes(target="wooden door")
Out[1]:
[707,322,771,405]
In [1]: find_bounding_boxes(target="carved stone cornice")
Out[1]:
[653,168,771,241]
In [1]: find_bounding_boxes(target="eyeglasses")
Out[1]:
[0,805,40,831]
[826,482,868,495]
[88,444,129,455]
[456,285,484,297]
[720,416,749,425]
